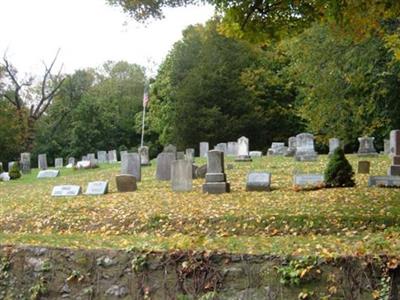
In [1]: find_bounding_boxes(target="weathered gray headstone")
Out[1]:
[369,176,400,187]
[185,148,195,163]
[195,164,207,178]
[203,150,230,194]
[87,153,96,161]
[295,133,318,161]
[37,170,60,179]
[384,139,390,155]
[214,143,227,153]
[267,142,287,156]
[329,138,340,155]
[235,136,252,162]
[138,146,150,166]
[171,160,193,192]
[68,157,75,165]
[108,150,118,163]
[156,152,176,180]
[293,174,324,187]
[97,151,108,163]
[52,185,81,197]
[285,136,297,157]
[357,137,377,156]
[164,144,177,154]
[246,172,271,191]
[85,181,109,195]
[82,156,89,161]
[8,161,16,171]
[226,142,238,156]
[38,154,48,170]
[121,153,141,181]
[20,152,31,174]
[116,175,137,192]
[177,151,185,160]
[358,161,370,174]
[199,142,209,158]
[55,158,63,169]
[249,151,262,157]
[120,150,128,159]
[388,130,400,176]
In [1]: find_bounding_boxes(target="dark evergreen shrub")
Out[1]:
[324,148,355,187]
[9,162,21,180]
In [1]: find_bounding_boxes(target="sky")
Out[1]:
[0,0,215,76]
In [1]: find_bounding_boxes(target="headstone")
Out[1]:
[82,156,89,161]
[293,174,324,188]
[214,143,227,153]
[68,157,75,165]
[164,144,177,155]
[329,138,340,155]
[156,152,176,180]
[235,136,252,162]
[185,148,195,163]
[8,161,16,171]
[116,175,137,192]
[0,172,10,181]
[38,154,48,170]
[192,164,198,179]
[51,185,81,197]
[203,150,230,194]
[285,136,297,157]
[121,153,141,181]
[226,142,238,156]
[384,139,390,155]
[177,151,185,160]
[246,172,271,191]
[138,146,150,166]
[195,164,207,178]
[369,176,400,188]
[267,142,287,156]
[358,161,370,174]
[249,151,262,157]
[388,130,400,176]
[171,160,192,192]
[357,137,377,156]
[76,161,91,169]
[97,151,108,163]
[20,152,31,174]
[120,150,128,160]
[55,158,63,169]
[108,150,118,163]
[199,142,209,158]
[37,170,60,179]
[294,133,318,161]
[85,181,109,195]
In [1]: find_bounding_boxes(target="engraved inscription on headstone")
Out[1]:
[37,170,60,179]
[20,152,31,174]
[293,174,324,187]
[246,172,271,191]
[52,185,81,197]
[85,181,109,195]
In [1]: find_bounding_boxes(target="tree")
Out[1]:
[0,50,65,151]
[324,148,355,188]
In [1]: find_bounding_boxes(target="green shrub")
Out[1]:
[324,148,355,187]
[9,162,21,180]
[0,164,3,173]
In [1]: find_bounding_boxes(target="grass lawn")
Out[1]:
[1,154,400,257]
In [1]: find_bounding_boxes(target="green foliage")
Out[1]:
[277,257,320,286]
[0,164,3,174]
[324,148,355,188]
[9,162,21,180]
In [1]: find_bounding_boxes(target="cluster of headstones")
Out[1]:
[200,136,253,161]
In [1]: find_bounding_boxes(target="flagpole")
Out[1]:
[140,104,146,147]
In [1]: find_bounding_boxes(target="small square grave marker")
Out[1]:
[246,172,271,191]
[52,185,81,197]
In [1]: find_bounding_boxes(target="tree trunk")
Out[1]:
[24,116,37,152]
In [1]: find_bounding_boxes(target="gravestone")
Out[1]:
[199,142,209,158]
[0,172,10,181]
[185,148,195,163]
[138,146,150,166]
[76,161,92,169]
[87,153,96,162]
[121,153,141,181]
[294,133,318,161]
[156,152,176,180]
[120,150,128,159]
[38,154,48,170]
[8,161,16,171]
[285,136,297,157]
[384,139,390,155]
[177,151,185,160]
[55,158,63,169]
[97,151,108,164]
[246,172,271,191]
[108,150,118,163]
[20,152,31,174]
[203,150,230,194]
[171,160,193,192]
[358,161,370,174]
[293,174,324,188]
[52,185,81,197]
[357,137,377,156]
[388,130,400,176]
[164,144,177,157]
[235,136,252,162]
[328,138,341,155]
[116,175,137,192]
[369,176,400,187]
[226,142,238,156]
[82,156,89,161]
[249,151,262,157]
[85,181,109,195]
[195,164,207,178]
[267,142,287,156]
[215,143,227,153]
[68,157,75,165]
[37,170,60,179]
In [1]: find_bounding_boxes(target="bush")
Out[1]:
[0,164,3,173]
[9,162,21,180]
[324,148,355,187]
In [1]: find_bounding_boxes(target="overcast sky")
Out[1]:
[0,0,215,76]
